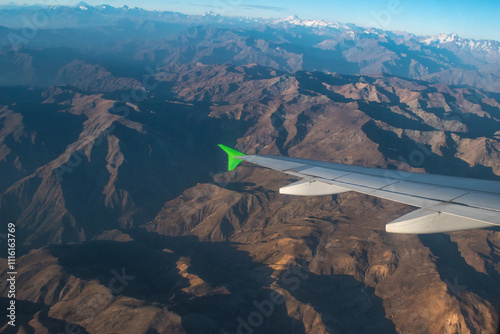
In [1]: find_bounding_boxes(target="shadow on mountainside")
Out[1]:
[46,229,399,333]
[277,263,398,334]
[419,234,500,317]
[49,230,305,334]
[362,120,500,181]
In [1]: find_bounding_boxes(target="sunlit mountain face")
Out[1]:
[0,3,499,334]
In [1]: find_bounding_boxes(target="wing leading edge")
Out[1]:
[218,145,500,234]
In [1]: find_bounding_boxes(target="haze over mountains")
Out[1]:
[1,3,500,91]
[0,3,499,334]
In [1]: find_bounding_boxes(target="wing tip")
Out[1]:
[218,144,245,171]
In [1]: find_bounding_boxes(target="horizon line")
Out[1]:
[1,2,499,43]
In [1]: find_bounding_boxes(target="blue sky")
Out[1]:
[2,0,500,40]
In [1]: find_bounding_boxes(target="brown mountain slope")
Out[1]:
[2,64,500,248]
[1,171,499,333]
[1,64,500,333]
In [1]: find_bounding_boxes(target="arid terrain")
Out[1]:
[0,4,500,334]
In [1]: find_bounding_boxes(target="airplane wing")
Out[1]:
[218,144,500,234]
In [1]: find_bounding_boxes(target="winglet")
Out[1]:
[218,144,246,171]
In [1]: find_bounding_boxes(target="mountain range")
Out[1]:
[0,4,499,334]
[1,4,500,92]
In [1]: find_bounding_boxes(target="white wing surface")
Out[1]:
[219,145,500,234]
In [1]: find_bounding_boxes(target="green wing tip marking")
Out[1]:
[218,144,246,171]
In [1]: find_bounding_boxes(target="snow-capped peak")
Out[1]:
[275,15,349,30]
[75,1,90,9]
[203,10,220,17]
[422,33,459,44]
[285,15,300,21]
[421,32,500,55]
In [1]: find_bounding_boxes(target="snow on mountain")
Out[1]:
[422,32,460,44]
[203,11,221,17]
[75,1,91,9]
[273,15,350,30]
[421,33,500,54]
[270,15,500,57]
[2,3,499,58]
